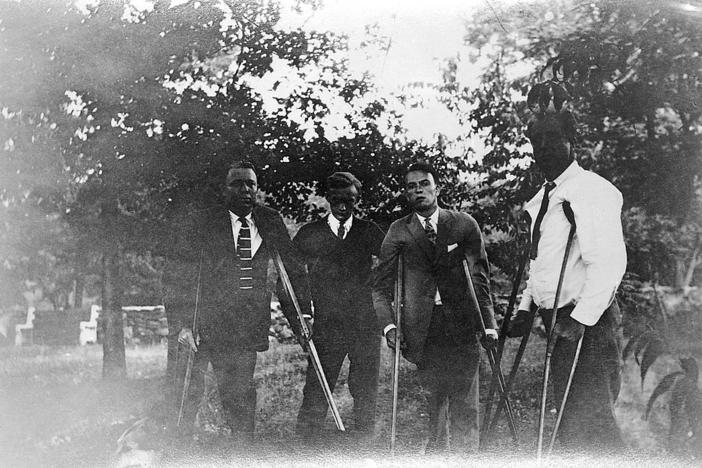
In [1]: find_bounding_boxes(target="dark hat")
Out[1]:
[326,171,362,191]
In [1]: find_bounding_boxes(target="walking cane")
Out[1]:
[481,238,530,445]
[177,249,204,427]
[546,202,583,458]
[536,201,576,462]
[461,259,518,443]
[390,254,404,455]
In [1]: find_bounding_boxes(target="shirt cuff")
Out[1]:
[383,324,397,336]
[518,294,532,312]
[570,302,605,327]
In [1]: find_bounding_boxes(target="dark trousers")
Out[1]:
[539,301,624,453]
[297,329,380,435]
[171,338,258,439]
[417,304,480,454]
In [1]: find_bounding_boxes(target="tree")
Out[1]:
[1,0,453,378]
[443,0,702,288]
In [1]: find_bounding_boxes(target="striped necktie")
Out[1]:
[424,218,437,245]
[337,223,346,239]
[237,217,253,290]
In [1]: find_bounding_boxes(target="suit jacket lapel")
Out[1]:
[435,208,453,257]
[406,213,435,263]
[216,208,237,256]
[252,206,276,258]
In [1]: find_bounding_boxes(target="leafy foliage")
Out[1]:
[645,357,701,456]
[451,0,702,288]
[622,329,668,386]
[0,0,458,376]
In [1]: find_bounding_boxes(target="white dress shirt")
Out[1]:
[518,161,627,326]
[229,211,263,257]
[327,213,353,239]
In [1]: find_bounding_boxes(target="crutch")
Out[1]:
[546,202,584,458]
[177,250,204,427]
[487,312,535,436]
[481,238,530,445]
[536,201,577,462]
[461,259,518,443]
[390,254,404,455]
[273,249,345,431]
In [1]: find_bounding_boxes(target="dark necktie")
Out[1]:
[530,182,556,260]
[424,218,437,245]
[337,224,346,239]
[237,217,253,290]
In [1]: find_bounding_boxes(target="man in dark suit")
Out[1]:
[373,162,497,454]
[294,172,385,440]
[167,160,308,442]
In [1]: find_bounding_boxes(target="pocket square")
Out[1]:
[447,243,458,252]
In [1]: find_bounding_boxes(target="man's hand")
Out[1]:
[296,314,313,347]
[385,328,397,350]
[506,309,534,338]
[548,315,585,354]
[385,328,406,352]
[481,328,498,350]
[302,314,314,334]
[178,327,197,352]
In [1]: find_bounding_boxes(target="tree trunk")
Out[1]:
[101,248,126,380]
[682,238,701,290]
[73,275,84,309]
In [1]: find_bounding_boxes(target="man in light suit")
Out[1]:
[373,162,498,454]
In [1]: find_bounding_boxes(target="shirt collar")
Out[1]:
[229,210,254,225]
[415,208,439,227]
[327,213,353,232]
[552,160,582,186]
[525,161,584,215]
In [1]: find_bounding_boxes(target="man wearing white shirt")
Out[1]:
[292,172,385,442]
[508,110,627,452]
[170,161,309,442]
[373,162,498,453]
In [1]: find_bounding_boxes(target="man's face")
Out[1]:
[327,185,359,222]
[528,118,573,180]
[405,170,439,214]
[224,168,257,215]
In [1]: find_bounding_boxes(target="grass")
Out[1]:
[0,337,699,467]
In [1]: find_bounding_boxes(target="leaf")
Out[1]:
[551,82,571,111]
[622,334,640,362]
[684,386,702,433]
[540,57,556,81]
[670,377,691,438]
[641,336,665,386]
[645,371,683,419]
[538,83,551,113]
[680,357,699,382]
[527,83,542,112]
[632,330,659,365]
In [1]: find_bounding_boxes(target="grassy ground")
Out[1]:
[0,338,698,467]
